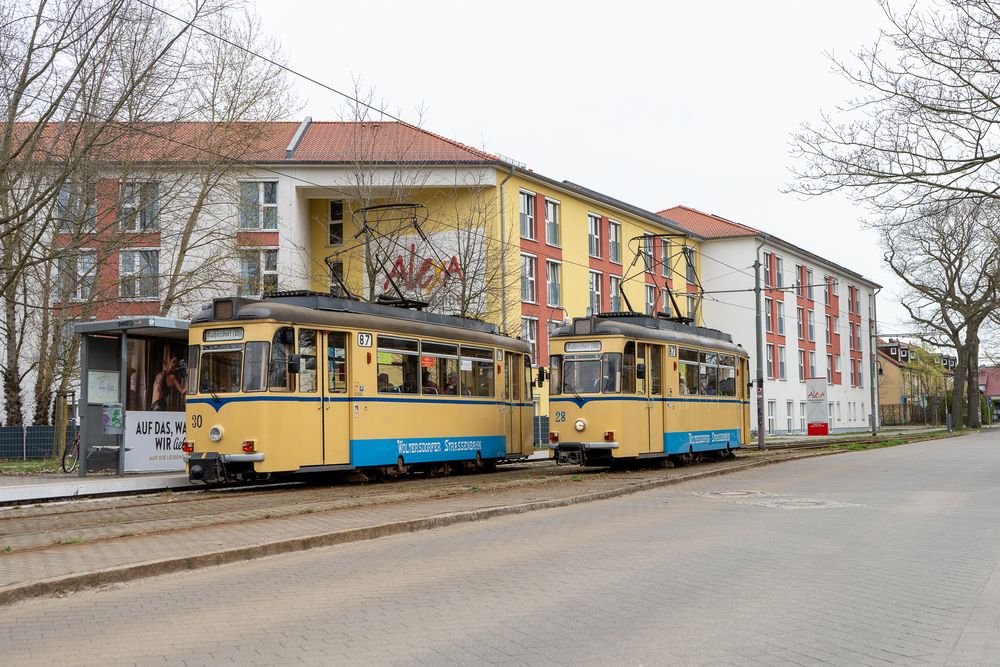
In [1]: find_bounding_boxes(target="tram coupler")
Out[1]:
[555,449,583,465]
[187,452,224,484]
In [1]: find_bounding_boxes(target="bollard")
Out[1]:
[947,414,953,432]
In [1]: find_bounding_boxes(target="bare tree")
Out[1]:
[791,1,1000,212]
[876,201,1000,428]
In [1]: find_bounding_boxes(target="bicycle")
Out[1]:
[62,434,80,474]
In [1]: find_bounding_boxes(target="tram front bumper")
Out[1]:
[185,452,265,483]
[548,441,619,466]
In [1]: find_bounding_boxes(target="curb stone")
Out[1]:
[0,436,960,606]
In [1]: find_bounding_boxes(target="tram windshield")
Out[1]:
[560,353,623,394]
[199,344,242,393]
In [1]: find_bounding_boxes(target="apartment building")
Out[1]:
[657,206,880,434]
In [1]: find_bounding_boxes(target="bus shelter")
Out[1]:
[75,317,189,476]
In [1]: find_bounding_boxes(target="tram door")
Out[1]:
[322,332,351,464]
[504,351,524,456]
[647,344,664,454]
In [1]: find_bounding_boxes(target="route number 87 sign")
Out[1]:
[357,333,373,348]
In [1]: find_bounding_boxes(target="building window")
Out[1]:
[858,360,863,386]
[778,345,786,380]
[56,180,97,233]
[850,360,856,386]
[766,344,774,379]
[545,260,561,307]
[799,401,806,431]
[120,249,159,299]
[807,309,815,341]
[642,234,654,273]
[610,275,622,312]
[661,239,671,277]
[687,294,697,321]
[835,354,841,376]
[608,220,621,263]
[685,247,697,283]
[798,350,805,382]
[809,351,816,378]
[239,248,277,297]
[328,260,346,296]
[775,256,783,288]
[767,400,776,435]
[826,354,833,383]
[795,265,803,297]
[765,297,773,332]
[120,181,159,231]
[588,214,602,258]
[763,252,772,287]
[786,400,794,433]
[329,200,344,245]
[797,307,804,340]
[239,181,278,230]
[777,301,785,335]
[545,199,560,246]
[519,191,535,240]
[849,323,855,351]
[521,317,537,364]
[645,284,656,316]
[825,315,832,345]
[59,250,96,301]
[806,269,814,300]
[661,287,671,316]
[589,271,602,313]
[520,254,536,303]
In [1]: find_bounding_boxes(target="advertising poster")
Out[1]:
[806,377,829,436]
[123,338,188,472]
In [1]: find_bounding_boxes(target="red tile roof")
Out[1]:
[656,205,760,239]
[16,121,499,164]
[979,366,1000,397]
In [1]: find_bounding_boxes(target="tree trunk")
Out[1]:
[3,289,23,426]
[951,342,967,430]
[966,340,981,428]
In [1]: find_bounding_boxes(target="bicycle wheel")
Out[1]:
[62,436,79,474]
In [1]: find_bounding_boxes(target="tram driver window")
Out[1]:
[378,336,419,394]
[298,330,319,393]
[328,332,347,393]
[460,346,494,397]
[186,345,200,394]
[549,355,562,395]
[718,354,737,397]
[602,353,622,393]
[700,352,719,395]
[269,327,295,392]
[243,341,270,392]
[678,348,699,395]
[622,342,636,393]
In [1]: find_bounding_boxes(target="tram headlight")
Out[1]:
[209,425,223,442]
[574,419,586,432]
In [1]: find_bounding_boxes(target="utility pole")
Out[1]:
[869,290,879,436]
[754,254,765,450]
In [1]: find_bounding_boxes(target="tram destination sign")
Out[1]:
[203,327,244,342]
[565,341,602,353]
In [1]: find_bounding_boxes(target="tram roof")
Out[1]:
[551,314,747,357]
[191,293,530,352]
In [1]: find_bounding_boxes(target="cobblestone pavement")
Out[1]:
[2,431,998,665]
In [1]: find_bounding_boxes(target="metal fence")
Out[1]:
[879,403,946,427]
[0,425,77,460]
[533,415,549,448]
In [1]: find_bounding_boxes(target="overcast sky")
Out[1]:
[253,0,908,332]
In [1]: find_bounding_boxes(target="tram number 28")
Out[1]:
[554,411,566,423]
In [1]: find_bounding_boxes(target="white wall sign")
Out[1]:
[88,370,119,404]
[123,411,187,472]
[806,378,828,425]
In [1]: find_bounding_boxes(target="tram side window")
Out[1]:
[421,341,458,395]
[328,333,348,393]
[200,346,242,393]
[622,342,636,394]
[378,336,419,394]
[549,355,562,395]
[186,345,199,394]
[719,354,737,397]
[650,346,663,395]
[269,327,295,392]
[524,354,533,400]
[636,343,647,394]
[298,330,318,393]
[700,351,719,395]
[460,346,494,397]
[243,342,270,392]
[679,348,699,395]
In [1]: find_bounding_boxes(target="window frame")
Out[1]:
[238,247,278,297]
[119,180,159,232]
[238,180,278,231]
[119,248,160,300]
[520,253,537,304]
[545,259,561,307]
[544,198,560,247]
[588,213,602,259]
[519,190,536,240]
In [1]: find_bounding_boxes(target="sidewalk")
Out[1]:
[760,424,949,448]
[0,472,192,504]
[0,447,851,606]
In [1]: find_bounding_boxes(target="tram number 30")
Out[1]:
[357,332,373,348]
[554,411,566,423]
[191,415,203,429]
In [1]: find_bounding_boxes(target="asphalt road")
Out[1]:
[3,430,999,666]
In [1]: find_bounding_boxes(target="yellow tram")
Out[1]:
[548,313,750,466]
[183,292,534,483]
